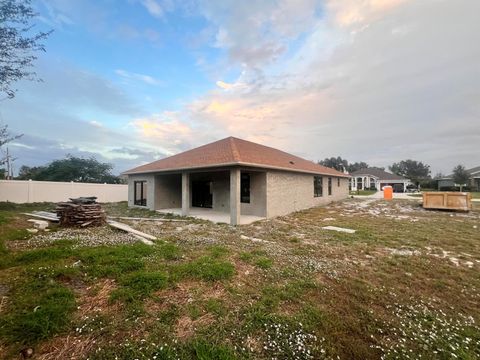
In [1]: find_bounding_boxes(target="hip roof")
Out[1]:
[123,137,349,177]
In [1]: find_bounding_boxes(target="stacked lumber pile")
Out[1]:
[56,197,106,227]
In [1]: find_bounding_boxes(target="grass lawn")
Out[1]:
[349,190,377,196]
[0,200,479,359]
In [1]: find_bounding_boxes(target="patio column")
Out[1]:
[230,168,241,226]
[181,172,190,216]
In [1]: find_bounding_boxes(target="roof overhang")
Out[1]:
[122,161,351,178]
[378,179,410,183]
[350,174,380,179]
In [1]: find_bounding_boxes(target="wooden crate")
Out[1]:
[422,192,472,211]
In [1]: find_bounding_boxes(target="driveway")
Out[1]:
[353,191,480,202]
[352,191,421,200]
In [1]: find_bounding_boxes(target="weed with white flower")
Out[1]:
[372,298,480,359]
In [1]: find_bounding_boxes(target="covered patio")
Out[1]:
[146,168,267,225]
[157,207,265,225]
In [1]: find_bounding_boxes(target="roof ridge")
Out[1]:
[229,137,241,162]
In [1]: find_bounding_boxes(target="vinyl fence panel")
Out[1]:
[0,180,127,203]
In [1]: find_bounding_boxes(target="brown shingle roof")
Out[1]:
[124,137,349,177]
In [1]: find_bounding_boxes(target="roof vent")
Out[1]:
[289,161,295,165]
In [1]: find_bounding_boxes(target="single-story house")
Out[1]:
[437,166,480,191]
[350,168,411,192]
[123,137,350,225]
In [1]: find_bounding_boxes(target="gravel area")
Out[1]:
[11,226,139,250]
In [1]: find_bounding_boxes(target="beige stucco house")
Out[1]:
[123,137,350,225]
[350,168,411,192]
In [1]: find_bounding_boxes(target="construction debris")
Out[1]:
[23,211,59,222]
[27,219,49,230]
[107,216,188,222]
[107,220,156,245]
[56,197,106,227]
[131,234,155,246]
[322,226,356,234]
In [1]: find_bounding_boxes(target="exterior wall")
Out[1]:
[241,171,267,217]
[126,169,348,220]
[473,178,480,191]
[128,174,156,210]
[351,176,378,191]
[0,180,127,203]
[266,171,349,218]
[211,172,230,212]
[155,174,181,209]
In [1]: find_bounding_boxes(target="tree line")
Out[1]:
[1,149,125,183]
[317,157,432,184]
[318,156,472,190]
[13,155,125,184]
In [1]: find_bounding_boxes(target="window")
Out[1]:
[134,180,147,206]
[328,177,332,195]
[314,176,323,197]
[338,178,340,187]
[357,177,363,190]
[241,173,250,203]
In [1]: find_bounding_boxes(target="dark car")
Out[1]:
[405,184,418,193]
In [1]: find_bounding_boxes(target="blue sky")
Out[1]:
[1,0,479,175]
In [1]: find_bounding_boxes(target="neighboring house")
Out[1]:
[437,166,480,191]
[350,168,411,192]
[123,137,350,225]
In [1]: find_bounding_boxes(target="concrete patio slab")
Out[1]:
[157,208,265,225]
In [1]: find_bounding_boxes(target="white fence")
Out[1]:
[0,180,128,203]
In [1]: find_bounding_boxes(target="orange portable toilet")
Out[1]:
[383,186,393,200]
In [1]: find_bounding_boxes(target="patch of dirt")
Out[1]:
[148,280,228,315]
[204,282,227,299]
[277,301,304,316]
[37,334,96,360]
[233,261,257,285]
[175,313,215,340]
[0,284,9,297]
[147,281,197,314]
[76,279,118,317]
[0,295,7,313]
[243,333,263,353]
[56,273,87,294]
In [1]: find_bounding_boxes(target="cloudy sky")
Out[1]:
[1,0,479,175]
